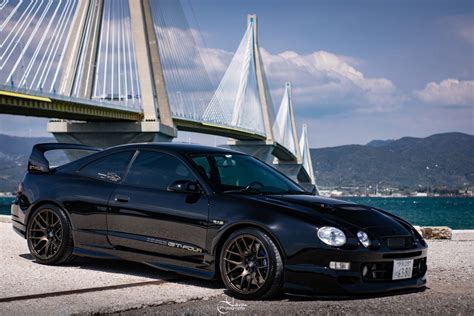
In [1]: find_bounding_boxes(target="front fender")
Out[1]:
[208,195,322,263]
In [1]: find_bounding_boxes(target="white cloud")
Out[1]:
[414,79,474,106]
[301,105,474,148]
[441,15,474,45]
[261,49,402,113]
[458,23,474,45]
[201,47,403,114]
[198,47,233,84]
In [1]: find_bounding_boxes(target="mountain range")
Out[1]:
[0,134,53,192]
[311,132,474,189]
[0,132,472,192]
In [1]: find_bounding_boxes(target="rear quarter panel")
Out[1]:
[19,171,116,248]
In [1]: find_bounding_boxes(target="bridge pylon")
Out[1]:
[299,123,318,193]
[225,15,296,163]
[48,0,176,148]
[273,82,301,162]
[271,83,317,192]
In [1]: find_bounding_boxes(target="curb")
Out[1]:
[0,215,11,223]
[451,230,474,241]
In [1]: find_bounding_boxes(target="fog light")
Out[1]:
[357,231,371,248]
[329,261,351,270]
[362,265,369,276]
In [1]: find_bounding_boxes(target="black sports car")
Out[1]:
[11,143,427,299]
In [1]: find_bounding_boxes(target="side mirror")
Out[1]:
[167,180,202,194]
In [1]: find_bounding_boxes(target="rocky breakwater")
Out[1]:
[414,226,452,239]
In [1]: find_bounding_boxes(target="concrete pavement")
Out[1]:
[119,240,474,315]
[0,222,222,315]
[1,219,473,315]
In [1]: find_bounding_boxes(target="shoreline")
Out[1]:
[341,195,474,198]
[3,195,474,200]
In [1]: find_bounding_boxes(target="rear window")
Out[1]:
[45,149,99,168]
[79,151,135,183]
[124,151,195,190]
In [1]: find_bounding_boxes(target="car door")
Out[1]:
[62,150,136,249]
[107,150,209,264]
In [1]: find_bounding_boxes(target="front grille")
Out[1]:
[383,251,422,259]
[386,236,416,250]
[361,262,392,281]
[361,258,427,282]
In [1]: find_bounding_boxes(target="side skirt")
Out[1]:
[72,245,216,280]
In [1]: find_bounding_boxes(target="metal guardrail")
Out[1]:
[0,85,143,121]
[0,86,293,157]
[0,85,142,112]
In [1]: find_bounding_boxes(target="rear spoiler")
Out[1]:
[28,143,101,173]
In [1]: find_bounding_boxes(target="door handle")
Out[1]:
[115,195,130,203]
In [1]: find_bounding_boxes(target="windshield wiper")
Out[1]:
[223,188,311,195]
[279,189,312,195]
[222,182,265,194]
[222,187,262,194]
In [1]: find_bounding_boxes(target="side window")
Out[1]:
[192,156,211,180]
[215,156,244,186]
[124,151,195,190]
[215,155,278,188]
[80,151,134,183]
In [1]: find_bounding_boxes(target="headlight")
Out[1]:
[357,231,371,248]
[411,226,427,247]
[317,226,346,247]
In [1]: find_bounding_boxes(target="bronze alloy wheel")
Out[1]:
[222,234,270,294]
[28,209,64,260]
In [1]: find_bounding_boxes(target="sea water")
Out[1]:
[341,197,474,229]
[1,196,473,229]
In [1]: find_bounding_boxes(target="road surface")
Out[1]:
[0,221,472,315]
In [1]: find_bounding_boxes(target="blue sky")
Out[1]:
[190,0,473,87]
[1,0,473,147]
[183,0,474,147]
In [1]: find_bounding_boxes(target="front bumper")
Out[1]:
[11,201,27,238]
[283,246,428,295]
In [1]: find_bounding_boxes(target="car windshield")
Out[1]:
[190,153,307,195]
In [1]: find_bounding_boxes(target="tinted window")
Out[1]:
[125,151,195,190]
[214,156,281,188]
[191,154,304,194]
[192,156,212,179]
[45,149,98,168]
[80,151,134,183]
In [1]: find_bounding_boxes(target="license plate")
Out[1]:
[392,259,414,280]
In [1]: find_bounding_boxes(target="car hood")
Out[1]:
[240,194,411,237]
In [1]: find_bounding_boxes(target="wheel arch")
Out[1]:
[212,221,286,279]
[26,200,73,230]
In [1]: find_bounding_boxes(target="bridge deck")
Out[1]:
[0,89,295,162]
[0,89,142,121]
[173,118,267,141]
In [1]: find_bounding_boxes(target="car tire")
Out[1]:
[26,204,75,265]
[219,228,284,300]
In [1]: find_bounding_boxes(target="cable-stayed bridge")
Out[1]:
[0,0,316,190]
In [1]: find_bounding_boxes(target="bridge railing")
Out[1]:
[0,84,142,113]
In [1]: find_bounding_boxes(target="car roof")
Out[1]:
[106,142,244,155]
[55,142,247,175]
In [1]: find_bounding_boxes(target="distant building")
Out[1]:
[415,192,428,197]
